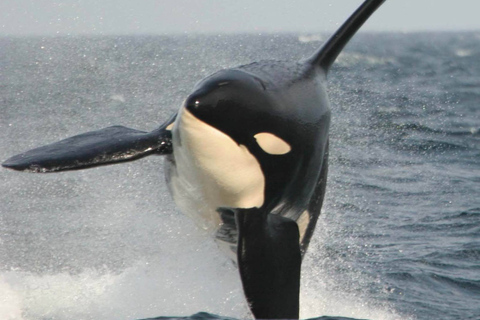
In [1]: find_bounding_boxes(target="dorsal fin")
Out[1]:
[307,0,386,73]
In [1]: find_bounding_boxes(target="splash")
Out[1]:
[299,200,412,320]
[0,275,23,320]
[0,257,248,320]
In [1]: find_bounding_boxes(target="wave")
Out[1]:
[459,208,480,217]
[393,138,470,153]
[373,121,480,138]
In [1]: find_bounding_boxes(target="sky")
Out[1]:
[1,0,480,36]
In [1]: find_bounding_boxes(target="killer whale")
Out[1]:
[2,0,386,318]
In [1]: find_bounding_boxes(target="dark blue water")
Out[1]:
[0,33,479,320]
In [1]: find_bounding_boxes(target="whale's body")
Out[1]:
[2,1,386,318]
[166,65,330,261]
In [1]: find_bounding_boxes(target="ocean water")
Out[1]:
[0,33,479,320]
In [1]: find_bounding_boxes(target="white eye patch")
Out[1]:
[254,132,291,155]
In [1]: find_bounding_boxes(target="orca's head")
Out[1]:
[168,70,299,224]
[186,70,293,157]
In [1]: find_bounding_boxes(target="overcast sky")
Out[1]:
[1,0,480,36]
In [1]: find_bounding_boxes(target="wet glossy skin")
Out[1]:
[166,65,330,256]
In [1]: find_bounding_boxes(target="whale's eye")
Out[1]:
[254,133,291,155]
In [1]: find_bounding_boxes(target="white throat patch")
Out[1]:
[168,107,265,232]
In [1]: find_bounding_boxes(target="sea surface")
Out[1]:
[0,33,479,320]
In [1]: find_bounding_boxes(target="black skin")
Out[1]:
[2,0,386,318]
[185,66,331,234]
[236,208,302,319]
[181,66,330,319]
